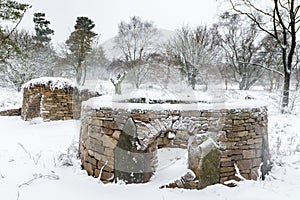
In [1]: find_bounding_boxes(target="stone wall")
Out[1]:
[0,108,21,116]
[21,77,99,121]
[21,84,76,121]
[79,103,269,186]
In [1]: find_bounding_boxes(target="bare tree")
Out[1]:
[217,13,265,90]
[166,25,219,89]
[293,43,300,90]
[258,34,283,91]
[114,16,157,89]
[227,0,300,112]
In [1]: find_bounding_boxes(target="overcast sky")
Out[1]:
[19,0,220,44]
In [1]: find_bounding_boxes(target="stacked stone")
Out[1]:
[79,108,121,183]
[21,84,99,121]
[22,85,41,120]
[218,107,268,183]
[21,85,75,121]
[0,108,21,116]
[41,88,75,120]
[79,105,269,185]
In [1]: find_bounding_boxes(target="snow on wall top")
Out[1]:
[82,95,267,111]
[22,77,75,91]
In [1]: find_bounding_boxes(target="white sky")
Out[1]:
[19,0,220,44]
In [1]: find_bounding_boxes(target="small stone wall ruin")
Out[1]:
[21,77,99,121]
[79,98,270,188]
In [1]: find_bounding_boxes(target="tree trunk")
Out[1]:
[281,69,291,113]
[111,72,127,95]
[76,63,83,85]
[239,74,249,90]
[269,72,274,92]
[82,65,87,86]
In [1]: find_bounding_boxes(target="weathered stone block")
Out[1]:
[234,119,245,126]
[220,167,235,173]
[115,118,155,183]
[243,150,256,159]
[94,169,114,180]
[82,162,94,176]
[237,159,252,171]
[253,158,262,167]
[101,135,118,148]
[112,130,121,140]
[87,138,104,154]
[88,156,98,166]
[221,161,233,167]
[188,136,221,189]
[97,161,114,172]
[250,167,260,180]
[100,127,114,136]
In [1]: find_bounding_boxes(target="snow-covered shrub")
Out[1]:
[0,87,22,110]
[269,121,300,162]
[288,90,300,114]
[57,141,79,167]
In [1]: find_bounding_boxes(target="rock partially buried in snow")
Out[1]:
[188,134,221,189]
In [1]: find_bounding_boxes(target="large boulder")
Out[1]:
[188,133,221,189]
[114,117,155,183]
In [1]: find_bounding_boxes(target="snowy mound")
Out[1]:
[22,77,75,91]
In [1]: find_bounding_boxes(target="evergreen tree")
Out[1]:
[0,0,31,63]
[32,12,56,76]
[65,16,97,85]
[33,12,54,45]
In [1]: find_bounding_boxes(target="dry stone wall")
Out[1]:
[21,77,99,121]
[79,103,269,186]
[0,108,21,116]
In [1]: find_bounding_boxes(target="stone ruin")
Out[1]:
[21,77,99,121]
[18,77,271,189]
[79,96,270,188]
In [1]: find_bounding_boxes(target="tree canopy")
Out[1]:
[65,16,97,85]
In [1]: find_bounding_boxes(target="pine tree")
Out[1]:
[33,12,54,45]
[66,16,97,85]
[0,0,31,62]
[32,12,56,76]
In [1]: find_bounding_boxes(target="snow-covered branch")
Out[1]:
[237,61,284,76]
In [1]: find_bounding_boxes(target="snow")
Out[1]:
[0,87,22,111]
[1,86,300,200]
[83,94,267,111]
[22,77,75,91]
[167,132,176,139]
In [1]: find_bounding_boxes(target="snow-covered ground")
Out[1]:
[0,87,22,111]
[1,86,300,200]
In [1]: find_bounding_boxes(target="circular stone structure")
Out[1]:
[21,77,77,121]
[79,95,270,187]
